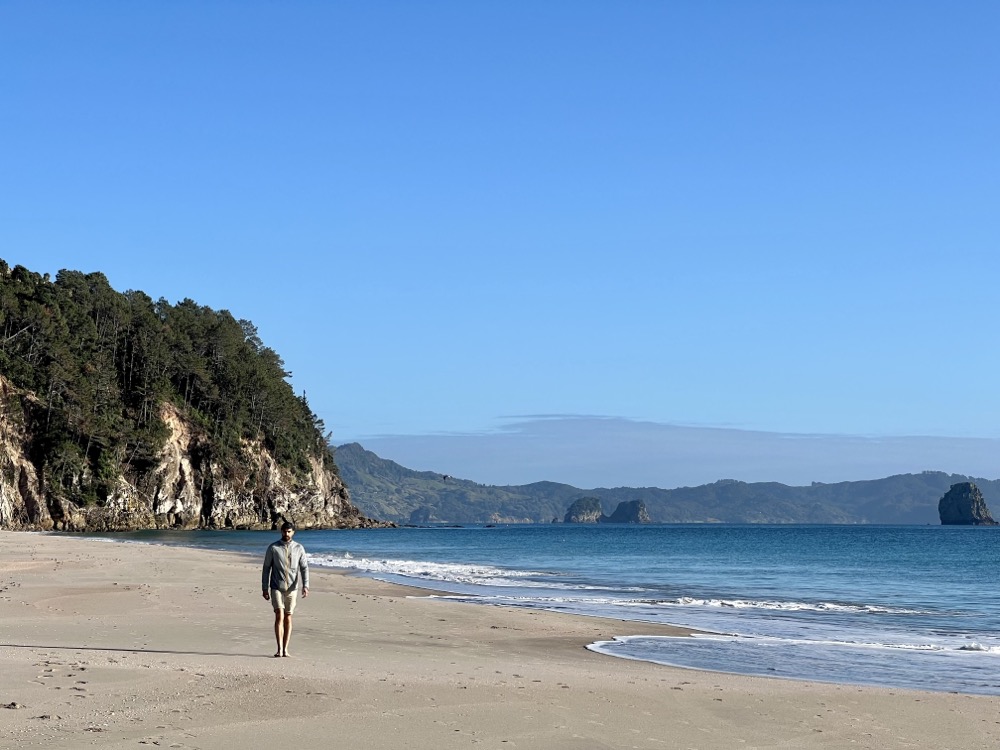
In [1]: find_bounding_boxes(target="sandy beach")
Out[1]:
[1,532,998,749]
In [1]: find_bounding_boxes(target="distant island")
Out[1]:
[335,442,1000,525]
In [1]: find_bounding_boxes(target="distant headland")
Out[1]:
[335,442,1000,526]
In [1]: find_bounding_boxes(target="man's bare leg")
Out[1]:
[273,609,284,657]
[281,612,293,656]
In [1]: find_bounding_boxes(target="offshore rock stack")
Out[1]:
[563,497,651,524]
[938,482,998,526]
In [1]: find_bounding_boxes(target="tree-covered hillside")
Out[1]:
[0,260,336,509]
[334,443,579,523]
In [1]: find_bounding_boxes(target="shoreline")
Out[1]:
[2,531,999,749]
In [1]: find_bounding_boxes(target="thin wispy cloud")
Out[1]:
[352,417,1000,489]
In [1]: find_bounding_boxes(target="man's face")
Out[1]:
[282,527,294,543]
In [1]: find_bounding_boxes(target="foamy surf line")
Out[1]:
[426,593,926,616]
[308,553,560,588]
[307,553,640,591]
[81,543,939,624]
[586,634,1000,695]
[592,633,1000,655]
[660,596,929,615]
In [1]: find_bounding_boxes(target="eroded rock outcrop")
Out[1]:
[564,497,651,524]
[0,376,44,528]
[564,496,605,523]
[0,376,385,532]
[938,482,998,526]
[605,500,652,524]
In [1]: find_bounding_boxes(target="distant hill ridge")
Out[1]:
[335,442,1000,525]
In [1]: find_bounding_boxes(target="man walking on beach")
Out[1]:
[262,521,309,657]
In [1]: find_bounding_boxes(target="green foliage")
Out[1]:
[0,259,338,506]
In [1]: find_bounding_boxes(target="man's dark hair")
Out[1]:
[280,521,295,531]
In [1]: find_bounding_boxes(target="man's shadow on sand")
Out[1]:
[1,643,271,658]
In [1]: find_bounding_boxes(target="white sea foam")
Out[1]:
[81,536,163,547]
[423,594,626,606]
[308,554,553,588]
[307,553,648,592]
[957,643,1000,653]
[589,633,1000,659]
[309,554,918,618]
[414,590,928,617]
[648,596,928,616]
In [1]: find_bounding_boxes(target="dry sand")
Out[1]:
[1,531,998,750]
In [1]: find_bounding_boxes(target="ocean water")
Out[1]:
[88,524,1000,695]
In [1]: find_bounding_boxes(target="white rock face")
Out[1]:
[0,376,57,528]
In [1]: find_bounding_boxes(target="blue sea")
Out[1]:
[90,524,1000,696]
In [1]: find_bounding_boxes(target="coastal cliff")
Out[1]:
[0,260,384,532]
[0,375,374,532]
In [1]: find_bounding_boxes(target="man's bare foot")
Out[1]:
[282,651,290,657]
[274,651,282,658]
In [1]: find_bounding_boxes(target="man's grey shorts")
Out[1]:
[270,588,298,614]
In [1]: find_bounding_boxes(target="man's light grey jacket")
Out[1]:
[262,540,309,593]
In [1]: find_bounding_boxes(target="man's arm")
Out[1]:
[262,545,273,599]
[299,544,309,597]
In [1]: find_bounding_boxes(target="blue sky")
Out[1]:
[3,2,999,487]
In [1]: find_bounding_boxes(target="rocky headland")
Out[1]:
[0,375,375,531]
[0,260,385,532]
